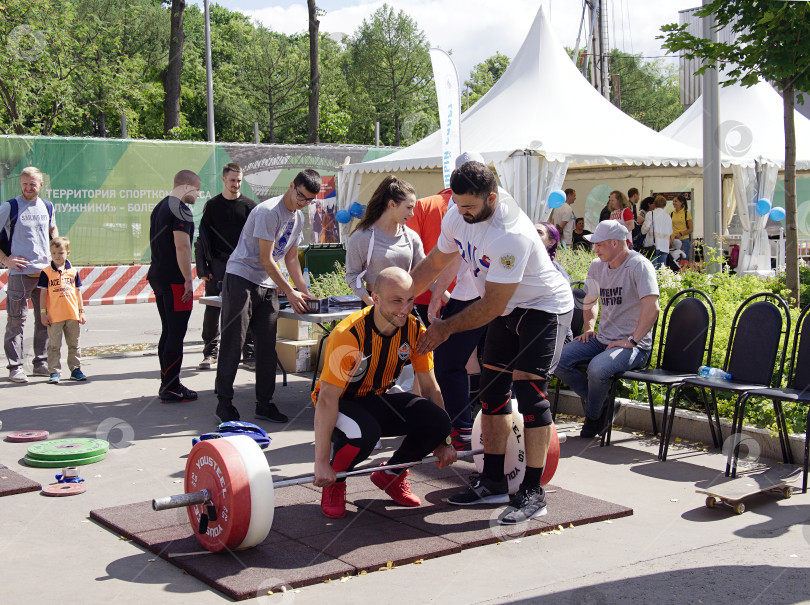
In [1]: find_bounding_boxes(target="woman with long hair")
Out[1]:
[345,175,425,306]
[670,193,693,260]
[535,221,570,283]
[607,190,635,234]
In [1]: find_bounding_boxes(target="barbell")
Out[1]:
[152,414,560,553]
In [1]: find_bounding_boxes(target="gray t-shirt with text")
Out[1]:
[585,251,659,349]
[0,196,56,276]
[226,195,303,287]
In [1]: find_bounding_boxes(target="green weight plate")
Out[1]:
[24,452,107,468]
[26,438,109,461]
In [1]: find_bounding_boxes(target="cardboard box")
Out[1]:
[277,318,312,341]
[276,338,319,373]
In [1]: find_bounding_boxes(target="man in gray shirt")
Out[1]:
[214,169,320,424]
[554,220,660,438]
[0,167,58,383]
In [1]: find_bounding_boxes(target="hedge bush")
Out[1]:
[556,247,808,434]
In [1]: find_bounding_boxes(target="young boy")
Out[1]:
[37,237,87,383]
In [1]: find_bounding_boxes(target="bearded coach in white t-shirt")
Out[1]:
[411,160,573,525]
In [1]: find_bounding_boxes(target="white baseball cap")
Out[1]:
[455,151,485,168]
[584,220,630,243]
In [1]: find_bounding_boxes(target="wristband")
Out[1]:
[40,309,46,314]
[628,337,638,346]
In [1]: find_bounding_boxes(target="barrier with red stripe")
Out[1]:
[0,266,206,309]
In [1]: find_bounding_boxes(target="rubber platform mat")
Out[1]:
[91,468,632,600]
[0,464,42,497]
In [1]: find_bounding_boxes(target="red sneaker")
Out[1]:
[321,482,346,518]
[370,467,421,507]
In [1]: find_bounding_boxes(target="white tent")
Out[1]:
[340,5,703,223]
[662,81,810,274]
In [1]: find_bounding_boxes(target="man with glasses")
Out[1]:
[146,170,201,402]
[214,169,321,424]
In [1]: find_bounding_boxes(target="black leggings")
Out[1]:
[331,391,451,476]
[151,281,192,391]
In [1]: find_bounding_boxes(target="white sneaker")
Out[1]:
[198,356,216,370]
[9,367,28,383]
[32,365,50,377]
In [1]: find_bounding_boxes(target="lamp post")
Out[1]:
[204,0,215,143]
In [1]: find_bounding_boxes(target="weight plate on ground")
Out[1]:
[42,483,87,496]
[26,438,109,461]
[226,435,274,550]
[472,407,526,494]
[6,430,50,443]
[186,437,253,552]
[541,424,560,486]
[24,452,107,468]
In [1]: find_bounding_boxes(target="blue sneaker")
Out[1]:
[70,368,87,381]
[48,372,60,384]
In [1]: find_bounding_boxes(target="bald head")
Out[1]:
[374,267,413,296]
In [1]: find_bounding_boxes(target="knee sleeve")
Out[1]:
[513,379,552,428]
[479,367,513,415]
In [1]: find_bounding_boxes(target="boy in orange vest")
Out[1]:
[37,237,86,383]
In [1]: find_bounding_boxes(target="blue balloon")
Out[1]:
[336,209,352,224]
[756,199,772,216]
[769,206,786,221]
[548,189,566,209]
[349,202,366,218]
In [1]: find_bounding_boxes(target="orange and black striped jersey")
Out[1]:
[311,306,433,404]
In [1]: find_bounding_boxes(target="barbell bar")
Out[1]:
[153,447,483,512]
[151,414,560,552]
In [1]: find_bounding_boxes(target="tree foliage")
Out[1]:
[661,0,810,304]
[463,52,510,109]
[344,4,434,146]
[0,0,439,146]
[609,50,683,132]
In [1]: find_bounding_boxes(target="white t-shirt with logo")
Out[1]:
[437,192,573,315]
[552,203,575,245]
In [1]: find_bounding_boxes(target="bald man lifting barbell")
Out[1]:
[312,266,458,518]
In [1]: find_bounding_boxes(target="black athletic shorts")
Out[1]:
[482,308,572,377]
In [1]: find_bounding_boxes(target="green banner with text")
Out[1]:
[0,136,394,265]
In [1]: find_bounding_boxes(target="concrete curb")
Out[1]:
[555,389,808,466]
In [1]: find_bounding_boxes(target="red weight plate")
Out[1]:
[6,430,49,443]
[541,424,560,486]
[42,483,86,496]
[185,439,252,552]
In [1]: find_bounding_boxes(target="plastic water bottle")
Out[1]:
[698,366,732,380]
[303,268,311,290]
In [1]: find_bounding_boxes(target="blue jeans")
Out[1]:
[651,249,667,269]
[679,237,691,260]
[433,297,487,432]
[554,337,651,420]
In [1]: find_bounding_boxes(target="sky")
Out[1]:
[191,0,700,81]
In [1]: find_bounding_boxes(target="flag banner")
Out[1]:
[429,48,461,188]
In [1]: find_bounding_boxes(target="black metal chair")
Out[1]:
[739,302,810,492]
[662,292,791,465]
[601,289,715,451]
[550,281,586,420]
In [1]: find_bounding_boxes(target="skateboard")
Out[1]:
[695,465,802,515]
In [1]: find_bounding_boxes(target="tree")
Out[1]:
[463,52,510,109]
[608,50,683,131]
[0,0,144,136]
[162,0,185,134]
[306,0,320,143]
[345,4,433,145]
[240,28,309,143]
[662,1,810,304]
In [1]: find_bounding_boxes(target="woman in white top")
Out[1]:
[345,176,426,306]
[641,195,673,269]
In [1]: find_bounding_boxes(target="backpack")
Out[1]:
[0,197,55,256]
